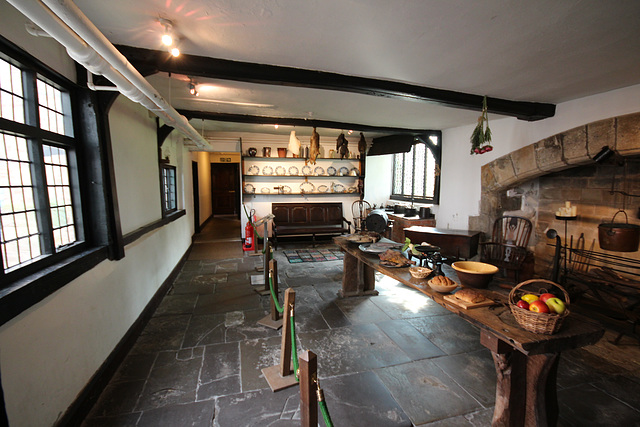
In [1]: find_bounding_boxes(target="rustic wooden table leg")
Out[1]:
[481,330,560,427]
[339,251,378,297]
[525,353,560,427]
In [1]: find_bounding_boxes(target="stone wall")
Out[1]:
[470,112,640,278]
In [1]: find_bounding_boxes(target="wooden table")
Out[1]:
[404,226,482,260]
[334,236,604,427]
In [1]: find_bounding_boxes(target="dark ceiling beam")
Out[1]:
[178,110,430,135]
[116,45,556,122]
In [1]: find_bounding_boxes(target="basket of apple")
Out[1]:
[509,279,570,335]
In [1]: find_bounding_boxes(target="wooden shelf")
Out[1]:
[244,192,361,196]
[243,174,361,178]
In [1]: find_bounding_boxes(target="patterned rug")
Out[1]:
[283,249,345,263]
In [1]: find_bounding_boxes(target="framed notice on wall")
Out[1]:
[212,152,241,163]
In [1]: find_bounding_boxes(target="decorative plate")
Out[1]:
[302,165,313,176]
[300,182,315,193]
[282,185,292,194]
[339,167,349,176]
[314,166,325,175]
[348,186,357,193]
[247,165,259,175]
[327,166,337,176]
[317,184,328,193]
[243,183,255,194]
[275,166,286,175]
[262,166,273,175]
[350,167,359,176]
[333,183,345,193]
[288,166,299,176]
[260,187,270,194]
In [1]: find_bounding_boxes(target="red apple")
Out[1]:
[529,300,550,313]
[539,293,556,303]
[516,300,530,310]
[545,297,566,314]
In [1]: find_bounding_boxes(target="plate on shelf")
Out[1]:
[260,187,270,194]
[348,186,357,193]
[314,166,325,175]
[302,165,313,175]
[243,183,255,194]
[317,184,328,193]
[339,167,349,176]
[262,166,273,175]
[300,182,315,193]
[333,183,345,193]
[282,185,292,194]
[350,167,359,176]
[275,166,286,175]
[247,165,259,175]
[288,166,299,176]
[327,166,337,176]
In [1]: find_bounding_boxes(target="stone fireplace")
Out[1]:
[469,112,640,278]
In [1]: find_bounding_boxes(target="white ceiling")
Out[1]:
[72,0,640,137]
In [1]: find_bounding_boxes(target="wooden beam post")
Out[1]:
[299,350,318,427]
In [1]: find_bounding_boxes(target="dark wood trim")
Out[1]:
[95,92,125,260]
[54,245,191,427]
[122,210,186,246]
[0,247,108,327]
[117,45,555,122]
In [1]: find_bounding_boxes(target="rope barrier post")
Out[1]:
[261,288,298,391]
[299,350,318,427]
[254,239,271,296]
[257,260,283,330]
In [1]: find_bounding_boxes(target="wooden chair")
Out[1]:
[480,216,533,282]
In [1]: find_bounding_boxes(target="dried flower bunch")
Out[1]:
[470,96,493,155]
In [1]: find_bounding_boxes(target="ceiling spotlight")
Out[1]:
[170,46,180,57]
[274,124,279,129]
[159,18,174,46]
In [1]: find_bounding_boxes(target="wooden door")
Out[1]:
[211,163,239,216]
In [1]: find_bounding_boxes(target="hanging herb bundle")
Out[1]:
[470,96,493,155]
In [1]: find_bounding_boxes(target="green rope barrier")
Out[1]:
[268,273,284,314]
[290,311,299,381]
[319,400,334,427]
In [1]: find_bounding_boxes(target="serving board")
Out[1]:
[443,294,495,310]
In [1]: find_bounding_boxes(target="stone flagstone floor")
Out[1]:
[81,219,640,426]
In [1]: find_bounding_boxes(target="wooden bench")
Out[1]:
[272,202,351,249]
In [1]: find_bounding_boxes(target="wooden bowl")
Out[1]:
[428,276,458,293]
[451,261,499,288]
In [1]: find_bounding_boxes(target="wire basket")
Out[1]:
[509,279,570,335]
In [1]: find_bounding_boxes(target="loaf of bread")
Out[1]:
[454,288,486,303]
[429,276,456,287]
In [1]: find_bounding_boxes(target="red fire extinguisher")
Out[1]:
[243,219,255,251]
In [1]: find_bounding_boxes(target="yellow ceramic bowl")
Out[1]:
[452,261,499,288]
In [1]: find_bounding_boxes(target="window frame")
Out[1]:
[160,163,177,215]
[0,45,88,285]
[390,132,442,205]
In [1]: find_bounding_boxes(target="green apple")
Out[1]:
[521,294,539,304]
[545,297,566,314]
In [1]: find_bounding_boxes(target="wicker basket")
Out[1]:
[509,279,570,335]
[409,266,432,279]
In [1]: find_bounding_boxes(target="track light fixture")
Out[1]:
[188,79,198,96]
[159,18,180,57]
